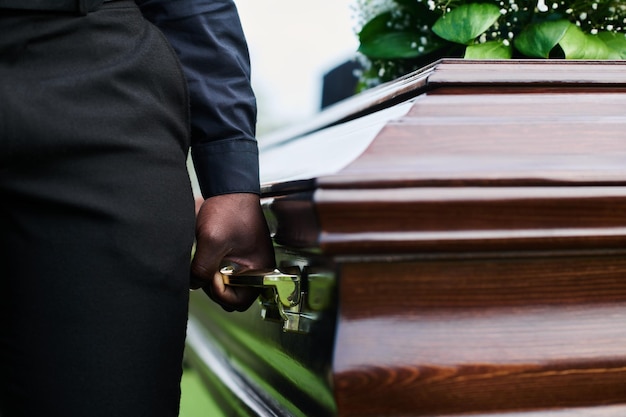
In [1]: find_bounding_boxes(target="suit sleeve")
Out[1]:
[136,0,260,198]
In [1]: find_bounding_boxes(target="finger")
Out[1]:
[198,272,234,311]
[209,270,261,312]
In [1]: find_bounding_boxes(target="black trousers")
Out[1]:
[0,2,196,416]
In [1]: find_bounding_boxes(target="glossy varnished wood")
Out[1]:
[319,91,626,189]
[313,187,626,254]
[292,61,626,415]
[445,406,626,417]
[333,256,626,416]
[427,60,626,86]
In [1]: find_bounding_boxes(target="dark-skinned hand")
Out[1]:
[190,193,275,312]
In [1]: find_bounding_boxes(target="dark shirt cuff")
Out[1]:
[192,138,260,198]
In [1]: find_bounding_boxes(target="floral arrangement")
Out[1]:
[354,0,626,88]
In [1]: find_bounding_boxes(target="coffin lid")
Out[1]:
[258,59,626,254]
[259,59,626,192]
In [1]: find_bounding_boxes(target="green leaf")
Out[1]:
[358,31,444,59]
[464,41,512,59]
[358,12,393,44]
[597,31,626,59]
[432,3,501,45]
[358,10,445,59]
[514,20,570,58]
[559,24,611,59]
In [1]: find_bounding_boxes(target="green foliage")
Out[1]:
[598,31,626,58]
[559,23,613,58]
[465,40,513,58]
[432,3,502,44]
[359,12,445,58]
[514,19,572,58]
[355,0,626,88]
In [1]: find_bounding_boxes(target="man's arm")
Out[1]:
[137,0,275,311]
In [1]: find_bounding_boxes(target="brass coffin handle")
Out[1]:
[219,265,300,307]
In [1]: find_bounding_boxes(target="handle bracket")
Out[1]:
[219,265,331,333]
[220,266,300,307]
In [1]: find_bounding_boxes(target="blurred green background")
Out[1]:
[180,367,223,417]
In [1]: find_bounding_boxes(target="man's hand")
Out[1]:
[190,193,275,312]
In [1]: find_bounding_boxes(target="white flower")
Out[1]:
[537,0,549,12]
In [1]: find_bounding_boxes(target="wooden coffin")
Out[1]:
[185,59,626,417]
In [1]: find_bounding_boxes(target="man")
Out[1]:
[0,0,274,415]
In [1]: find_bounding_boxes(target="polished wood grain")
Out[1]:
[333,257,626,416]
[313,187,626,254]
[337,256,626,318]
[319,61,626,415]
[319,91,626,189]
[445,406,626,417]
[427,60,626,85]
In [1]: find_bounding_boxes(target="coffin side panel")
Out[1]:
[333,257,626,416]
[314,187,626,254]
